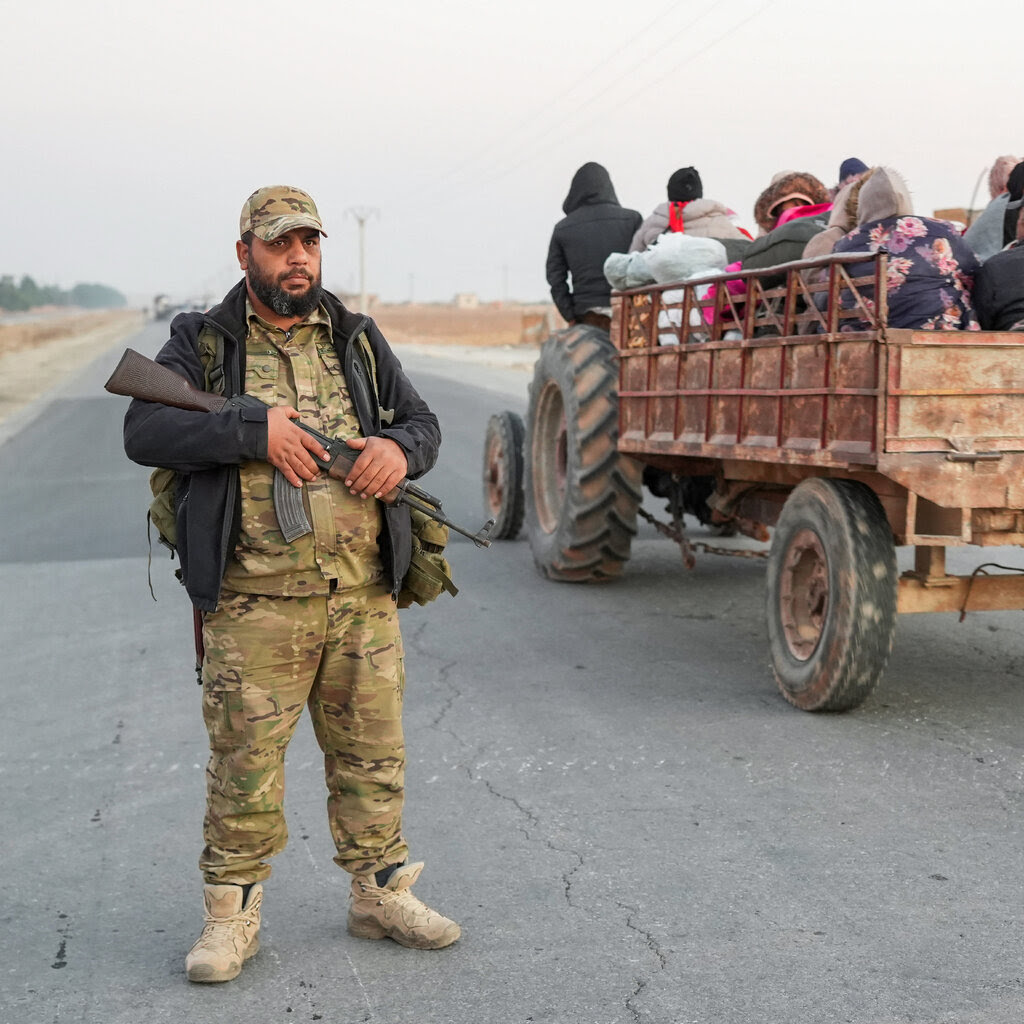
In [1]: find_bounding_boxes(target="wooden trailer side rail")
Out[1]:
[613,252,889,469]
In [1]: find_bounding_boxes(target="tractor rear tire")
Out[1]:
[524,326,642,582]
[483,410,525,540]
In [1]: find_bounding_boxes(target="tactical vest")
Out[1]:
[146,325,454,607]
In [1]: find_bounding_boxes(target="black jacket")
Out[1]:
[123,281,441,611]
[546,162,641,322]
[741,214,830,283]
[974,242,1024,331]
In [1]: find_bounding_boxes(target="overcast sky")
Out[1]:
[4,0,1020,307]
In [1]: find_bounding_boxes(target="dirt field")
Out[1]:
[0,309,143,357]
[372,302,563,348]
[0,309,145,428]
[0,301,556,435]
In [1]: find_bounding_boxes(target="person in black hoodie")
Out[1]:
[546,162,641,329]
[975,204,1024,331]
[1001,161,1024,250]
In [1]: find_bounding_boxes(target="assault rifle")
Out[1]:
[105,348,493,547]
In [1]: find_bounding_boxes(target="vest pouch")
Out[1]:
[146,328,223,560]
[149,467,179,551]
[396,504,457,609]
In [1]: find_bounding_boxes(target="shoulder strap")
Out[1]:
[145,324,224,584]
[196,325,225,394]
[356,330,395,426]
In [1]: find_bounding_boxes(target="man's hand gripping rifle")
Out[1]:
[105,348,494,548]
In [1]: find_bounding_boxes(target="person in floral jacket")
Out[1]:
[832,167,980,331]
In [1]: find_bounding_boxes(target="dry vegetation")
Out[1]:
[371,302,562,348]
[0,302,557,430]
[0,309,143,357]
[0,309,146,425]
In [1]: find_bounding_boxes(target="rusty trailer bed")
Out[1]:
[610,251,1024,617]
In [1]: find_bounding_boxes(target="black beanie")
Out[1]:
[667,167,702,203]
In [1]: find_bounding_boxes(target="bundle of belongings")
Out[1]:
[604,232,728,343]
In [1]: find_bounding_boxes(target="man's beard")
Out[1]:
[247,256,323,319]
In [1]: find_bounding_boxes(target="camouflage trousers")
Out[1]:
[199,583,408,884]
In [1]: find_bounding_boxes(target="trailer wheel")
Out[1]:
[766,478,897,711]
[524,326,642,582]
[482,410,525,540]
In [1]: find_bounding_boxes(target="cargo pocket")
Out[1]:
[202,677,248,751]
[201,597,250,749]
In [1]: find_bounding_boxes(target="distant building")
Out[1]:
[934,207,983,229]
[452,292,479,309]
[336,289,378,310]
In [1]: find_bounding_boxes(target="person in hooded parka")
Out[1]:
[832,167,981,332]
[546,162,642,330]
[627,166,751,263]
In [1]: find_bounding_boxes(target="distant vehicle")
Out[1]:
[153,294,211,320]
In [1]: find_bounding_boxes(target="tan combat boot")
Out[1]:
[348,862,460,949]
[185,883,262,982]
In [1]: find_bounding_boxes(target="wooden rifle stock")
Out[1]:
[105,347,229,414]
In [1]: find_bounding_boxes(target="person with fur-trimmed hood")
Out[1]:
[628,166,752,262]
[734,171,832,289]
[546,162,642,329]
[832,167,980,331]
[803,172,873,263]
[698,171,832,316]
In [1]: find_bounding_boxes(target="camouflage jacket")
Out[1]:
[123,280,441,611]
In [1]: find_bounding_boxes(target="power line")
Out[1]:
[428,0,731,200]
[459,0,774,197]
[435,0,692,188]
[615,0,774,113]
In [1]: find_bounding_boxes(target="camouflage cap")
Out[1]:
[239,185,327,241]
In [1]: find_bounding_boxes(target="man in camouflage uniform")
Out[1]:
[123,186,459,983]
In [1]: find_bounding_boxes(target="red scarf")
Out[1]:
[668,201,690,232]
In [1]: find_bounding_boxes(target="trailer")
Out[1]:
[485,251,1024,711]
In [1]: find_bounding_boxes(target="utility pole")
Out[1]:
[967,166,988,227]
[345,207,379,311]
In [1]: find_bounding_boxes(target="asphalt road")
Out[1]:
[3,323,1024,1024]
